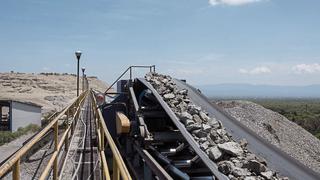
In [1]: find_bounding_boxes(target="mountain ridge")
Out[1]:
[196,83,320,98]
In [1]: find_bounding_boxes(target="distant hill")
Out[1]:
[0,72,108,115]
[196,83,320,98]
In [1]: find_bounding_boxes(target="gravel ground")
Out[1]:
[216,100,320,174]
[2,139,55,180]
[2,131,64,180]
[0,132,35,163]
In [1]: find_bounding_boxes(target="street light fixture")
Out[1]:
[75,51,82,97]
[81,67,85,92]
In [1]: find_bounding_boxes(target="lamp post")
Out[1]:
[81,67,85,92]
[75,51,82,97]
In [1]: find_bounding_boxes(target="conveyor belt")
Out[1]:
[138,78,228,180]
[173,79,320,180]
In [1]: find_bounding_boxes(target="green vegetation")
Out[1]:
[249,98,320,139]
[41,111,57,126]
[0,124,40,146]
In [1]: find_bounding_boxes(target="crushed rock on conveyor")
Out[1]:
[146,72,288,180]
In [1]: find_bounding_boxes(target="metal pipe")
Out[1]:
[101,152,110,180]
[130,67,132,81]
[113,155,120,180]
[104,67,130,94]
[133,142,173,180]
[129,87,139,112]
[53,121,58,180]
[77,59,79,97]
[12,159,20,180]
[104,65,156,94]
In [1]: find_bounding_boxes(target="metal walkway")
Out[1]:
[0,90,132,180]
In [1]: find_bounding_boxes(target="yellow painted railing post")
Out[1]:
[65,110,69,152]
[12,159,20,180]
[101,156,105,180]
[53,121,58,180]
[65,131,69,152]
[113,155,120,180]
[99,117,105,180]
[71,120,74,135]
[100,122,105,151]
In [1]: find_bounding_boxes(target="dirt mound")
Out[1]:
[0,72,108,115]
[216,100,320,173]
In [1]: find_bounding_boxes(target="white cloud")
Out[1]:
[208,0,263,6]
[239,66,271,75]
[292,63,320,74]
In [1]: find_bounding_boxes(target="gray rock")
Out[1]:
[202,124,211,133]
[244,176,257,180]
[186,123,202,131]
[163,93,175,100]
[199,111,210,121]
[209,130,220,141]
[146,75,151,81]
[188,104,201,115]
[232,167,248,177]
[218,161,234,174]
[158,86,167,94]
[200,141,210,150]
[183,98,191,103]
[161,78,168,84]
[256,156,267,166]
[193,114,202,123]
[217,129,227,136]
[199,137,207,143]
[243,160,267,174]
[208,117,220,129]
[178,89,188,95]
[246,153,256,161]
[222,135,230,142]
[154,79,161,86]
[184,119,195,126]
[208,146,222,160]
[169,100,179,106]
[179,112,193,121]
[177,102,188,112]
[218,142,244,156]
[261,171,274,179]
[231,159,243,167]
[192,129,207,138]
[240,139,248,147]
[207,137,216,146]
[168,84,175,90]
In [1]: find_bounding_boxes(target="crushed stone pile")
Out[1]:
[146,73,288,180]
[217,100,320,174]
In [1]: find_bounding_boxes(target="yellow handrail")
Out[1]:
[0,91,88,180]
[90,90,132,180]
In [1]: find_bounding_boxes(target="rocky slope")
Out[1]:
[216,100,320,174]
[146,73,287,180]
[0,72,108,115]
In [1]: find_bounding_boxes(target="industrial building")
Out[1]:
[0,100,41,132]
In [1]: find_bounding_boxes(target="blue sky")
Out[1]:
[0,0,319,86]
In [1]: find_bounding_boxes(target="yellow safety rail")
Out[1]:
[90,90,132,180]
[0,91,88,180]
